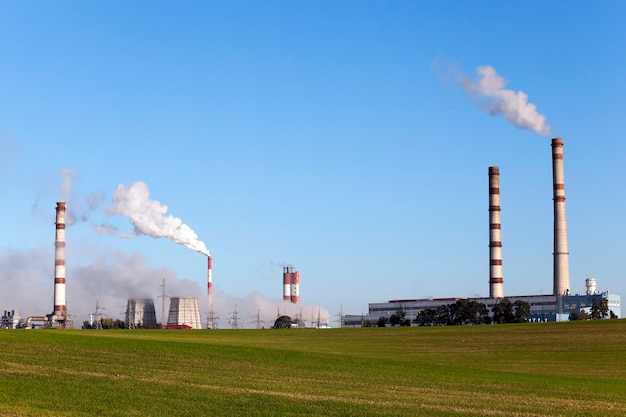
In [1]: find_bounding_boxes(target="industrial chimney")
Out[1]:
[50,202,68,327]
[282,265,299,304]
[290,269,300,304]
[552,138,570,295]
[283,266,292,302]
[488,166,504,298]
[207,255,213,306]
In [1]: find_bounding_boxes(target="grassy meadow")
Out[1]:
[1,320,626,416]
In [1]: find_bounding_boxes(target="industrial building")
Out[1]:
[344,138,621,327]
[1,310,21,329]
[345,287,621,327]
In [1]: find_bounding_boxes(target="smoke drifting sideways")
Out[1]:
[0,247,331,328]
[98,181,210,256]
[0,248,200,321]
[461,66,552,137]
[435,60,552,137]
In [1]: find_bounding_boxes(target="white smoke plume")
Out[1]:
[460,65,552,136]
[103,181,210,256]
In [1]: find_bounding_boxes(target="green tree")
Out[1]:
[376,316,388,327]
[273,315,292,329]
[513,300,532,323]
[492,298,515,324]
[389,310,410,327]
[590,298,609,320]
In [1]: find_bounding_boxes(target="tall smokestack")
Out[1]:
[552,138,570,295]
[207,256,213,306]
[52,202,67,319]
[488,167,504,298]
[283,266,291,302]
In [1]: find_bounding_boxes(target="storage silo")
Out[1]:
[167,297,202,329]
[125,298,158,329]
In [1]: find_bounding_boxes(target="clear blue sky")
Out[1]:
[1,1,625,326]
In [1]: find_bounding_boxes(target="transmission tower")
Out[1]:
[251,308,264,329]
[157,278,170,329]
[206,308,219,329]
[93,300,105,330]
[227,304,241,329]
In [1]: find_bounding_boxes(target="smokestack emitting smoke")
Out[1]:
[52,202,67,318]
[460,66,551,137]
[488,167,504,298]
[551,138,570,295]
[104,181,210,256]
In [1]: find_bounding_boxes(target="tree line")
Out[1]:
[362,298,532,327]
[568,298,617,320]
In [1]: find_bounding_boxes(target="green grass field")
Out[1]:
[1,320,625,416]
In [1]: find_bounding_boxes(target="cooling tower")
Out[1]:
[488,167,504,298]
[125,298,158,328]
[167,297,202,329]
[552,138,570,295]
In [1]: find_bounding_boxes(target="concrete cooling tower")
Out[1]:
[125,299,158,329]
[167,297,202,329]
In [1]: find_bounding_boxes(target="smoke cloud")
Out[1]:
[460,65,551,136]
[55,168,105,226]
[0,247,331,329]
[103,181,210,256]
[0,247,202,323]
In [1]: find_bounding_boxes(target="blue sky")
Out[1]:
[1,1,625,326]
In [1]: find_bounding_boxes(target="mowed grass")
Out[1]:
[1,320,626,416]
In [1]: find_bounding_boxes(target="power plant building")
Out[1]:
[1,310,21,329]
[344,138,621,326]
[344,290,621,327]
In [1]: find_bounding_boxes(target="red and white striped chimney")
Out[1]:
[552,138,570,295]
[207,255,213,306]
[290,270,300,304]
[53,202,67,317]
[488,166,504,298]
[283,266,292,302]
